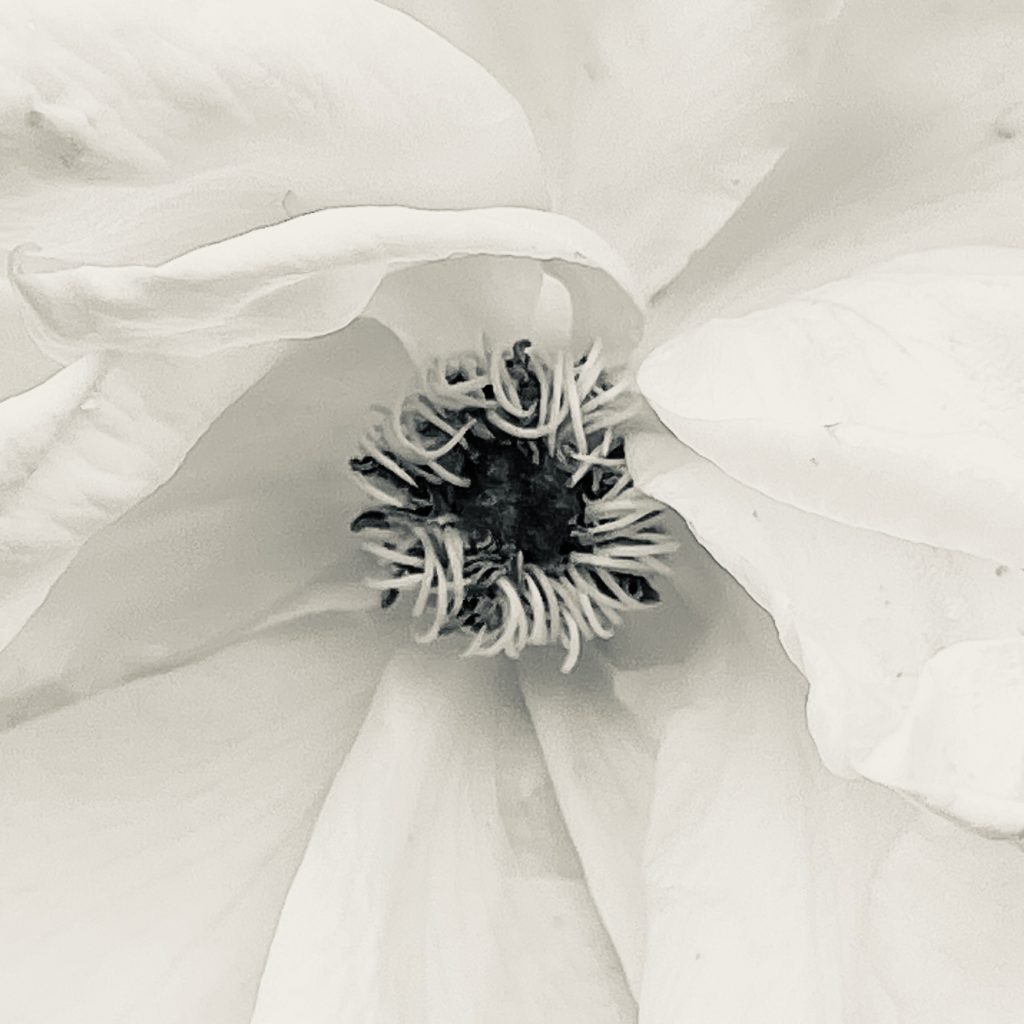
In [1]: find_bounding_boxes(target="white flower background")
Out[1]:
[2,0,1023,1021]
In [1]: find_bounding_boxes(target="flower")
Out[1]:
[2,2,1024,1023]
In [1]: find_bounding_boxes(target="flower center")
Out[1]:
[350,339,676,671]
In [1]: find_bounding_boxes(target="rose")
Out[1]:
[2,1,1023,1022]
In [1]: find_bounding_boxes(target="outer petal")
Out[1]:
[0,610,388,1024]
[629,431,1024,836]
[650,0,1024,340]
[640,248,1024,568]
[386,0,847,295]
[251,648,636,1023]
[587,518,1024,1023]
[0,0,544,400]
[13,206,642,364]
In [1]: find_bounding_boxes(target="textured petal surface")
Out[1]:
[0,610,387,1024]
[252,648,636,1023]
[630,432,1024,836]
[14,205,642,364]
[610,519,1024,1023]
[386,0,847,295]
[650,0,1024,342]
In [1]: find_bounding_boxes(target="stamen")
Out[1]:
[350,339,678,672]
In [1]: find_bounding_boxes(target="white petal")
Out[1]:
[13,205,642,364]
[0,346,280,655]
[865,815,1024,1022]
[0,322,409,723]
[385,0,847,295]
[252,648,635,1023]
[640,247,1024,567]
[1,0,544,399]
[629,431,1024,836]
[650,0,1024,339]
[0,611,386,1024]
[610,519,1024,1023]
[519,652,654,995]
[1,0,543,261]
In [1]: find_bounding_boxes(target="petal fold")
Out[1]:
[640,247,1024,568]
[252,648,636,1023]
[0,611,385,1024]
[386,0,848,294]
[629,430,1024,836]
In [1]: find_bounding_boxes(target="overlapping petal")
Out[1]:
[629,430,1024,836]
[251,648,635,1023]
[650,0,1024,340]
[640,248,1024,567]
[0,610,388,1024]
[385,0,848,296]
[620,530,1024,1023]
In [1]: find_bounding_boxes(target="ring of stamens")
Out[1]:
[350,339,677,672]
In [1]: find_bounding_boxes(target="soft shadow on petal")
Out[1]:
[385,0,848,296]
[13,206,642,364]
[1,0,559,666]
[629,430,1024,836]
[866,815,1024,1022]
[0,345,281,655]
[0,321,411,726]
[1,202,640,688]
[519,649,655,996]
[0,610,387,1024]
[252,647,637,1024]
[613,507,1024,1023]
[0,0,545,402]
[640,247,1024,567]
[649,0,1024,341]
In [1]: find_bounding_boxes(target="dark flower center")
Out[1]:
[349,339,676,671]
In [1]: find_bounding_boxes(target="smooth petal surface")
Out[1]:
[0,0,544,401]
[610,519,1024,1023]
[252,648,635,1023]
[650,0,1024,342]
[0,346,280,654]
[629,432,1024,835]
[0,610,387,1024]
[386,0,847,295]
[0,322,409,725]
[640,247,1024,567]
[520,652,654,996]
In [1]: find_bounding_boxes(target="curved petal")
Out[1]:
[640,247,1024,567]
[0,610,387,1024]
[0,321,410,725]
[604,515,1024,1023]
[251,648,636,1023]
[519,651,655,996]
[650,0,1024,342]
[0,0,545,402]
[13,205,642,364]
[384,0,848,295]
[629,431,1024,836]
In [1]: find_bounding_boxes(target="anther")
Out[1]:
[350,340,677,672]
